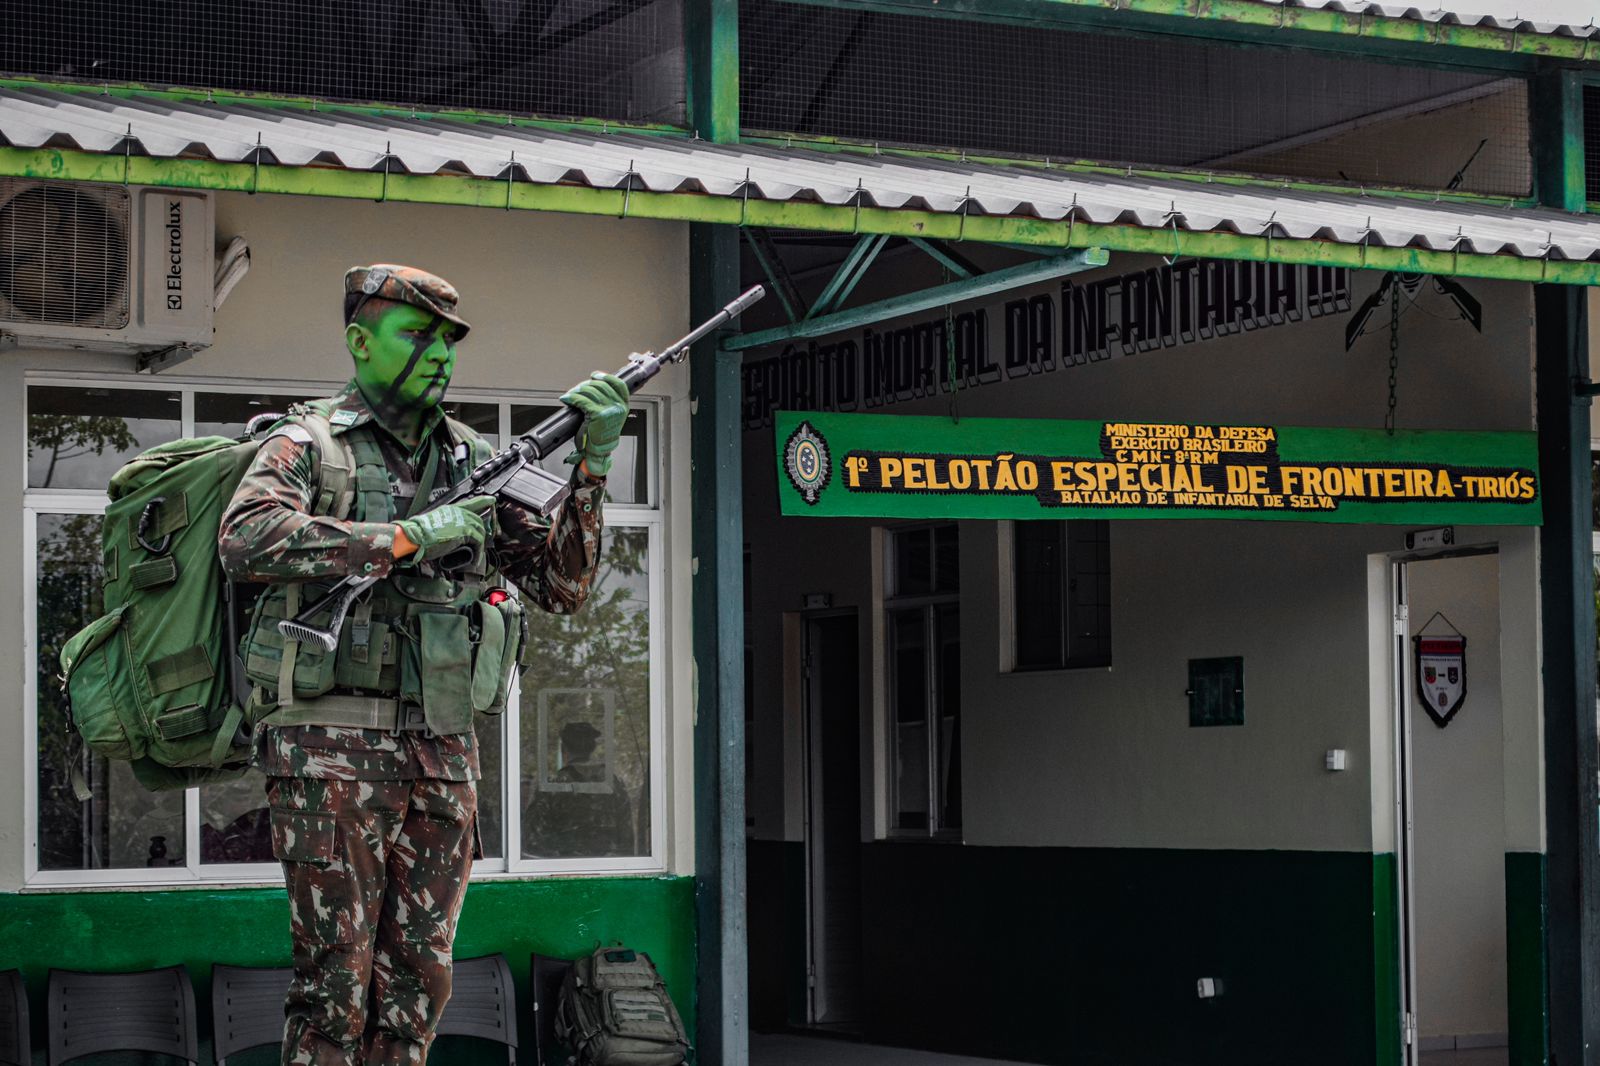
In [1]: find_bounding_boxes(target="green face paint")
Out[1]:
[348,302,459,424]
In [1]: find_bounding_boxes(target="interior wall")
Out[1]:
[0,191,692,889]
[743,260,1538,854]
[1406,553,1508,1043]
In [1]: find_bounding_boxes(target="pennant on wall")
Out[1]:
[1414,622,1467,728]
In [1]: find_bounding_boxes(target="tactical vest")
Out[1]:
[240,399,525,737]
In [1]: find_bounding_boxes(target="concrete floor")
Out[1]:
[751,1033,1509,1066]
[1419,1051,1508,1066]
[750,1033,1023,1066]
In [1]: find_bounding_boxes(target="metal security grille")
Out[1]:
[742,0,1531,198]
[0,0,685,126]
[1586,86,1600,203]
[0,180,129,328]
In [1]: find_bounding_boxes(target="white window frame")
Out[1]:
[879,522,962,841]
[22,372,668,888]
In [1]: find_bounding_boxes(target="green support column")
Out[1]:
[1534,282,1599,1066]
[1532,64,1599,1066]
[688,1,746,1063]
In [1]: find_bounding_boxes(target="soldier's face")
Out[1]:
[348,303,459,412]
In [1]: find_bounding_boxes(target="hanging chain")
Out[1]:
[943,265,960,423]
[1385,282,1400,435]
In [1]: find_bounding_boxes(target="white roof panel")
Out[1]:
[2,86,1597,264]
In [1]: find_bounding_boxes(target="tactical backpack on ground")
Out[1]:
[56,412,350,793]
[556,946,689,1066]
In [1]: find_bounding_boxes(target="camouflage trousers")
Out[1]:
[267,776,478,1066]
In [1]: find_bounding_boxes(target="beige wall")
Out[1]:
[1407,553,1508,1043]
[0,190,693,889]
[743,258,1543,854]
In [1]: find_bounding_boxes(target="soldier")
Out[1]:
[525,720,635,858]
[219,264,630,1066]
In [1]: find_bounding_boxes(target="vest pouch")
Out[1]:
[333,617,391,692]
[59,605,141,762]
[485,595,525,714]
[469,599,508,714]
[242,584,337,701]
[417,610,474,736]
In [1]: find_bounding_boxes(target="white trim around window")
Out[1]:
[23,372,670,889]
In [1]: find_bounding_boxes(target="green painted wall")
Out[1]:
[1506,852,1550,1066]
[1372,853,1401,1066]
[0,876,694,1063]
[857,845,1385,1066]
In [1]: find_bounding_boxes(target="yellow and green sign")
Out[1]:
[776,412,1541,525]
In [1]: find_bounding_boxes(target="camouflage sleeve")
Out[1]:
[218,434,399,582]
[492,477,604,614]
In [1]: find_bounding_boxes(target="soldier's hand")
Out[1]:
[394,495,496,566]
[561,372,630,478]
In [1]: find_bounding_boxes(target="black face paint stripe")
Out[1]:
[380,317,446,411]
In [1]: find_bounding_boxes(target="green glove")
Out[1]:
[396,495,495,567]
[561,371,630,477]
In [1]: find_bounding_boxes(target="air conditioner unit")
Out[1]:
[0,180,214,369]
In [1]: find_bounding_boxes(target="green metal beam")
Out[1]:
[907,237,977,278]
[686,2,746,1064]
[742,229,807,322]
[0,75,690,138]
[741,133,1544,211]
[808,233,889,317]
[1532,69,1587,214]
[767,0,1590,68]
[725,248,1109,350]
[5,146,1599,286]
[687,0,740,143]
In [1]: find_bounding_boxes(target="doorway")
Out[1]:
[1394,552,1508,1065]
[802,611,863,1029]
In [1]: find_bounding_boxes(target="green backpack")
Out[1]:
[57,415,348,795]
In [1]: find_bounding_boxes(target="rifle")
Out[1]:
[278,284,766,652]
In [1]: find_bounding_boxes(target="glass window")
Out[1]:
[884,524,960,837]
[510,405,649,505]
[199,774,272,864]
[35,512,186,870]
[26,378,665,885]
[890,524,959,598]
[194,391,318,440]
[444,401,500,450]
[520,527,651,859]
[476,711,505,861]
[28,386,180,489]
[1013,521,1112,671]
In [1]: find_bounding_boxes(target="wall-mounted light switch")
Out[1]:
[1326,749,1347,772]
[1196,978,1222,999]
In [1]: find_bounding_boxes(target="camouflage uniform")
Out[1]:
[219,268,604,1066]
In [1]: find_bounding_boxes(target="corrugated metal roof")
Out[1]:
[1258,1,1599,40]
[2,86,1597,264]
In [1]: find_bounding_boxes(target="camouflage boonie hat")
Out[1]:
[344,263,471,337]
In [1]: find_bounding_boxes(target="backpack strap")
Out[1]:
[286,407,357,520]
[444,415,495,469]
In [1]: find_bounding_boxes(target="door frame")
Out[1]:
[799,607,861,1028]
[1387,543,1499,1064]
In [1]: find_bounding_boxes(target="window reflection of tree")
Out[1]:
[521,527,651,858]
[28,414,136,489]
[35,513,185,870]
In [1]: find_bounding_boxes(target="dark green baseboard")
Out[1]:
[1505,852,1549,1066]
[1373,852,1401,1066]
[0,875,695,1064]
